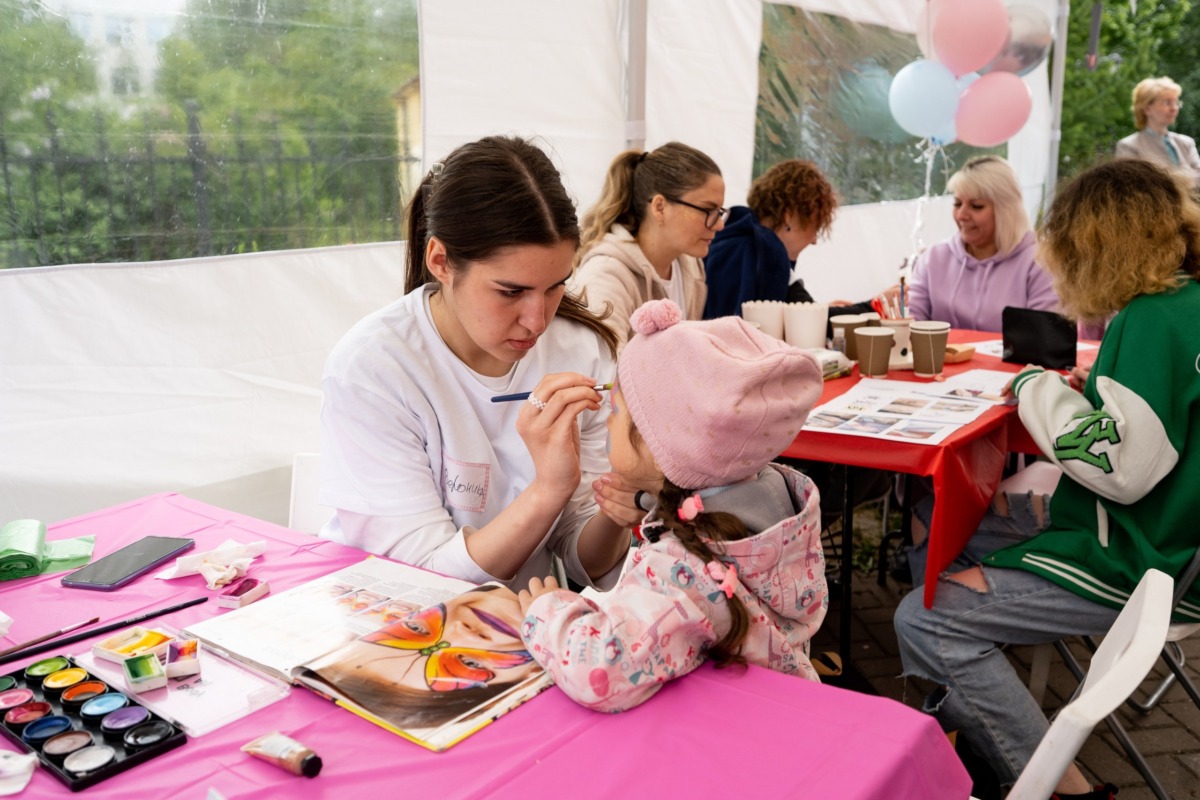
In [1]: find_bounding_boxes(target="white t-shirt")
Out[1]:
[657,259,688,312]
[319,284,618,589]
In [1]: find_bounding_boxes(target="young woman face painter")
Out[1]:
[319,136,640,591]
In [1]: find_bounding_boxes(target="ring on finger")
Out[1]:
[528,394,547,412]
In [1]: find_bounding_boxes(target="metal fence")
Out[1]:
[0,102,411,268]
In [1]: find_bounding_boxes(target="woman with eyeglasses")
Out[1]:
[1116,76,1200,186]
[572,142,726,350]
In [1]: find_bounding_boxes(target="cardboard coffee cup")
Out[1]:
[829,314,868,360]
[910,321,951,377]
[856,327,895,377]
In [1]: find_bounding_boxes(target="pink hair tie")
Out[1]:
[705,561,739,599]
[677,494,704,521]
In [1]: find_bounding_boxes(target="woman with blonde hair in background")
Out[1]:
[572,142,726,350]
[1116,76,1200,186]
[907,155,1058,332]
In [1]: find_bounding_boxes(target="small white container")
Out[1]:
[122,652,168,692]
[92,627,174,664]
[165,637,202,678]
[218,577,270,609]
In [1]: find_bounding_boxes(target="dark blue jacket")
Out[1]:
[702,207,790,319]
[704,206,873,333]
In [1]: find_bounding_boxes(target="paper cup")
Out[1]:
[856,327,895,377]
[829,313,868,360]
[860,312,882,327]
[910,321,951,377]
[782,302,829,349]
[887,317,913,368]
[741,301,786,340]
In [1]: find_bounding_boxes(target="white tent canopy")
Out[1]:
[1,0,1060,525]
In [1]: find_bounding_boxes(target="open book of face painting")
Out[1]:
[183,557,552,751]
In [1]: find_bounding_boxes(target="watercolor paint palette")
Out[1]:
[0,654,186,791]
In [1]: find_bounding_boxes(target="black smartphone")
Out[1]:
[61,536,196,591]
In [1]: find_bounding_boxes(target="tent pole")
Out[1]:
[625,0,648,150]
[1046,0,1071,204]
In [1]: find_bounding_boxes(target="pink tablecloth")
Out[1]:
[0,493,971,799]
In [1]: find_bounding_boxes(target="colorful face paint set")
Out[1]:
[0,655,185,791]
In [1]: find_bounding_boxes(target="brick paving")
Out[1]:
[815,564,1200,799]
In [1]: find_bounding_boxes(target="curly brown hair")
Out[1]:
[1038,159,1200,322]
[746,160,838,237]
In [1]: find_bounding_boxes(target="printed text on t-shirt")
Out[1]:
[442,455,489,513]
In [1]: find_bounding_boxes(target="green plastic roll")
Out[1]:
[0,520,94,581]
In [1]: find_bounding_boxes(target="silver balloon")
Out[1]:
[979,4,1054,77]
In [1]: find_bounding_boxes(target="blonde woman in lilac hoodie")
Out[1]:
[907,156,1058,332]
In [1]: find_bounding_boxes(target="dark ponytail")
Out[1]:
[403,136,616,356]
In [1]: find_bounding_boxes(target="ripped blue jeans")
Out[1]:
[893,490,1120,787]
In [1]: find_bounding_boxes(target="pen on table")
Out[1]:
[490,383,614,403]
[0,596,209,667]
[0,616,101,659]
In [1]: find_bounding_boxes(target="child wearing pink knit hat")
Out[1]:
[518,298,828,712]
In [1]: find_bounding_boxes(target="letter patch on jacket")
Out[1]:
[1054,410,1120,473]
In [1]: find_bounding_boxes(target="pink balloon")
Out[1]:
[955,72,1033,147]
[932,0,1009,77]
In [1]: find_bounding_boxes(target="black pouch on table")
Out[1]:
[1001,306,1077,370]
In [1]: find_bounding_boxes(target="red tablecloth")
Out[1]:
[782,331,1038,607]
[0,494,971,799]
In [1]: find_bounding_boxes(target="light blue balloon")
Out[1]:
[931,119,957,146]
[888,59,960,139]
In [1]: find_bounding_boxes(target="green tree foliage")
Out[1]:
[1057,0,1192,180]
[1,0,418,267]
[1157,0,1200,137]
[0,1,96,116]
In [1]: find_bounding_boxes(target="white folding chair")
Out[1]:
[1004,568,1175,800]
[288,453,335,534]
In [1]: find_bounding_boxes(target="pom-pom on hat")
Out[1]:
[618,299,823,489]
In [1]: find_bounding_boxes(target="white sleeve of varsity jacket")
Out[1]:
[1013,370,1179,505]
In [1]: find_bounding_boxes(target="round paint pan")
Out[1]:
[42,729,94,764]
[22,714,73,748]
[61,680,108,711]
[99,705,149,740]
[122,719,175,750]
[23,656,70,681]
[80,692,129,725]
[4,700,51,732]
[0,676,16,693]
[0,688,35,713]
[42,667,89,698]
[63,744,117,776]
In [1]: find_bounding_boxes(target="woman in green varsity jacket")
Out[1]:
[894,158,1200,800]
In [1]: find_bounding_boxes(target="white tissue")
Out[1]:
[0,752,38,795]
[154,538,267,589]
[0,610,11,638]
